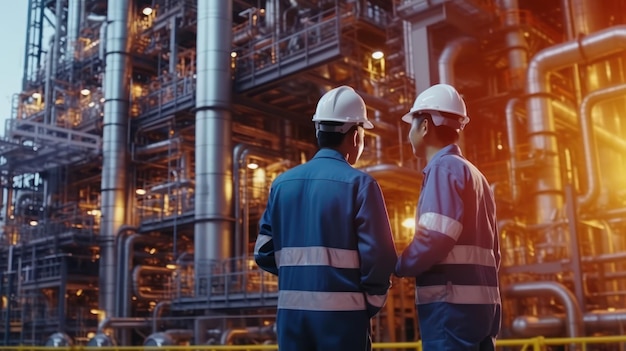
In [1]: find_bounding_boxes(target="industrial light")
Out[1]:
[136,188,147,195]
[29,220,38,226]
[231,51,238,58]
[142,7,153,16]
[90,309,101,315]
[372,51,384,60]
[76,289,83,296]
[32,92,41,99]
[166,264,177,269]
[80,88,91,96]
[247,162,259,170]
[401,218,415,229]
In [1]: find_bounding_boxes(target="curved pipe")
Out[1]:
[359,164,422,194]
[525,25,626,224]
[512,309,626,337]
[578,83,626,208]
[506,281,584,338]
[132,265,173,299]
[152,301,172,333]
[219,326,274,345]
[438,36,477,84]
[233,144,282,257]
[113,225,138,317]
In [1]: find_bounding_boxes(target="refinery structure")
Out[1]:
[0,0,626,347]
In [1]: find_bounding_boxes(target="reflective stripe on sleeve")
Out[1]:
[440,245,496,267]
[254,234,272,254]
[276,246,360,269]
[366,293,387,308]
[416,284,501,305]
[278,290,366,311]
[419,212,463,241]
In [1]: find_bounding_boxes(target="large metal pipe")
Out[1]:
[500,0,528,91]
[512,309,626,337]
[505,98,523,204]
[438,36,477,86]
[577,84,626,208]
[506,281,584,338]
[232,144,282,257]
[194,0,234,289]
[100,0,132,319]
[132,266,173,299]
[525,25,626,224]
[113,225,138,318]
[66,0,83,62]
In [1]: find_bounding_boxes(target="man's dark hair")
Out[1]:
[316,122,357,148]
[415,112,460,144]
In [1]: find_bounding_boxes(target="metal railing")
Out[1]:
[3,335,626,350]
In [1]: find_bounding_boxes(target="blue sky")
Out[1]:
[0,2,28,137]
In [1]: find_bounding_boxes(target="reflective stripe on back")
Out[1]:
[278,290,366,311]
[276,246,360,269]
[441,245,496,266]
[416,284,501,305]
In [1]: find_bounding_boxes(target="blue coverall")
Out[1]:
[396,144,501,351]
[255,148,397,351]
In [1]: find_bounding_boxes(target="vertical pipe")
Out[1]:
[500,0,528,91]
[66,0,83,62]
[194,0,234,290]
[525,26,626,223]
[100,0,132,320]
[169,16,178,75]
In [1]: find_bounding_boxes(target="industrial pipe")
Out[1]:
[578,83,626,209]
[506,281,584,339]
[194,0,234,287]
[526,24,626,224]
[100,0,132,319]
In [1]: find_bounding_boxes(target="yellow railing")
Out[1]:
[3,335,626,351]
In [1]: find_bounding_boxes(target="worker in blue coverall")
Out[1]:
[395,83,501,351]
[254,85,397,351]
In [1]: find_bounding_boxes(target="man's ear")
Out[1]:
[352,128,359,146]
[422,118,430,134]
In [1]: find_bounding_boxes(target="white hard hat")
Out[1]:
[312,86,374,133]
[401,83,470,130]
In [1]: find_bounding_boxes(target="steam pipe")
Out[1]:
[525,25,626,224]
[132,266,173,299]
[113,225,138,317]
[233,144,281,257]
[359,164,422,192]
[438,36,477,85]
[100,0,132,319]
[66,0,83,62]
[505,98,522,204]
[578,83,626,208]
[194,0,234,286]
[152,301,172,333]
[97,317,150,334]
[500,0,528,91]
[512,309,626,337]
[219,326,274,345]
[506,281,584,338]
